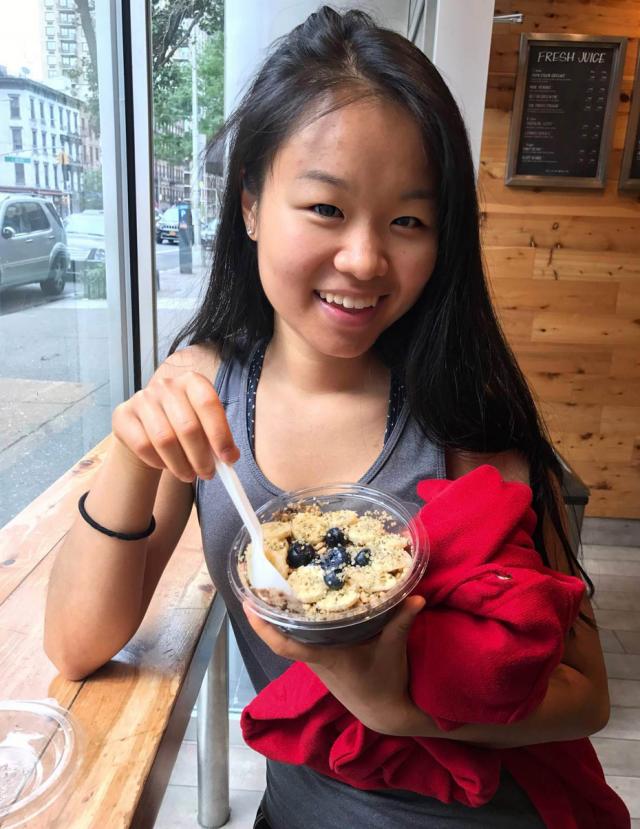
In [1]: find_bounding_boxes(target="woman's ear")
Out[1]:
[240,185,258,240]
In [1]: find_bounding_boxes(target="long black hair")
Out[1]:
[169,6,593,599]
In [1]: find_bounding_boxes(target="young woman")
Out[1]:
[45,8,611,828]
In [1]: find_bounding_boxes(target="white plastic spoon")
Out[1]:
[215,460,293,595]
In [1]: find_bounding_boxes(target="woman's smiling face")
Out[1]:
[243,96,439,359]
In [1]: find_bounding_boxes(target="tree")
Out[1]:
[150,0,223,73]
[72,0,223,79]
[71,0,224,165]
[80,169,103,210]
[153,31,224,167]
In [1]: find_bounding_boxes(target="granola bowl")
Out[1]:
[228,483,429,645]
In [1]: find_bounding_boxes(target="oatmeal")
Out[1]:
[240,504,414,620]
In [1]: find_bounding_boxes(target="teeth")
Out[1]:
[317,291,379,309]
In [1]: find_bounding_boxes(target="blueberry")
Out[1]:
[354,548,372,567]
[321,545,351,570]
[324,527,348,547]
[286,541,316,568]
[323,569,345,590]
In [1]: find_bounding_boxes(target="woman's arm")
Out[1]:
[397,449,610,747]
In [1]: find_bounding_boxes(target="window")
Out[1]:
[0,0,113,536]
[74,113,78,133]
[30,97,35,119]
[44,203,62,228]
[32,129,37,149]
[44,163,50,189]
[11,127,23,151]
[39,101,45,121]
[61,27,76,41]
[3,204,23,232]
[67,110,71,132]
[23,203,50,232]
[42,131,48,153]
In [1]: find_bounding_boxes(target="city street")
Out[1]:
[0,243,211,526]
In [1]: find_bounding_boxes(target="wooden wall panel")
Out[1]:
[482,0,640,518]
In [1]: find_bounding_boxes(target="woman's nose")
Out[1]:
[333,227,389,281]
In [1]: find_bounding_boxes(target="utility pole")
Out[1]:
[190,28,201,252]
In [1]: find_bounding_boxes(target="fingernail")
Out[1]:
[220,447,239,463]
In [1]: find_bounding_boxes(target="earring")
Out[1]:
[247,224,255,239]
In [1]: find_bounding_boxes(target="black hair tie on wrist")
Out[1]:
[78,491,156,540]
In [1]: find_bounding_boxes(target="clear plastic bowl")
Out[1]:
[0,699,83,828]
[228,483,429,645]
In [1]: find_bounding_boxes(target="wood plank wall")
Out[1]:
[480,0,640,518]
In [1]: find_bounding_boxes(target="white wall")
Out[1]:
[430,0,494,173]
[224,0,494,172]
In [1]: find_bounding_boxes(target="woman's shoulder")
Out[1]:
[445,448,529,485]
[158,342,222,383]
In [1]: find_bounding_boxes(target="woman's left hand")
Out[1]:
[243,595,428,735]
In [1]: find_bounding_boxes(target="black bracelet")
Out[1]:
[78,491,156,541]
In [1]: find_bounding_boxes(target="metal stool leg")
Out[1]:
[197,613,230,828]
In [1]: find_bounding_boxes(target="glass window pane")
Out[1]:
[151,8,225,362]
[0,3,118,528]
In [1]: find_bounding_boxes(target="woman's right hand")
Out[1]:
[111,363,239,483]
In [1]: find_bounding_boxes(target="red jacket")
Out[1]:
[242,466,630,828]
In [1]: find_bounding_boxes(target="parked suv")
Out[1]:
[0,194,69,295]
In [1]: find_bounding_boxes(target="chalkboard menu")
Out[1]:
[619,49,640,191]
[506,34,626,189]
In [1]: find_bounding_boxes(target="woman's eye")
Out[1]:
[393,216,424,228]
[312,204,343,219]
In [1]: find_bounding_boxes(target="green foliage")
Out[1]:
[80,170,103,209]
[83,263,106,299]
[151,0,223,72]
[72,0,224,168]
[152,30,224,167]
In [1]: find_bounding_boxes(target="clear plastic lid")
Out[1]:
[0,699,82,828]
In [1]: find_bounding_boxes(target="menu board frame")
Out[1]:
[619,48,640,191]
[505,33,626,189]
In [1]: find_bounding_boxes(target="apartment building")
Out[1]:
[0,71,82,214]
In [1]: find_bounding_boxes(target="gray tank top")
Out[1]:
[195,340,543,829]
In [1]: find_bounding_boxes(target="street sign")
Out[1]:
[3,155,31,164]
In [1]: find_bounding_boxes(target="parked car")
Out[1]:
[201,219,219,248]
[64,210,105,278]
[0,193,69,295]
[157,204,194,245]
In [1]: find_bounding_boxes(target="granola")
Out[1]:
[240,503,414,620]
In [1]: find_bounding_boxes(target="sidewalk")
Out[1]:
[0,248,211,527]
